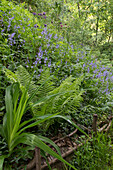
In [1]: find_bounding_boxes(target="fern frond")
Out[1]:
[4,66,84,123]
[37,69,55,98]
[4,68,18,83]
[35,75,84,117]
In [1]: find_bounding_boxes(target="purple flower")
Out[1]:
[43,16,46,19]
[47,44,50,47]
[17,26,20,29]
[44,24,47,27]
[9,17,14,20]
[87,67,90,73]
[103,70,108,77]
[43,12,46,15]
[56,44,59,49]
[70,45,73,49]
[49,33,52,38]
[83,63,85,68]
[33,12,37,15]
[38,13,42,16]
[54,34,57,39]
[34,24,39,28]
[9,33,15,38]
[48,62,51,67]
[45,49,47,54]
[14,25,16,29]
[8,24,11,28]
[1,29,4,32]
[45,57,48,61]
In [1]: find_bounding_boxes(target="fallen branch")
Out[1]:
[98,124,108,132]
[54,129,78,144]
[105,120,112,132]
[77,124,91,133]
[41,143,83,170]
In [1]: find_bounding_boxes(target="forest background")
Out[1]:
[0,0,113,169]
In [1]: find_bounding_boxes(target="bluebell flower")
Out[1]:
[1,29,4,32]
[10,33,15,38]
[9,17,14,20]
[14,25,16,29]
[87,67,90,73]
[49,33,52,38]
[56,44,59,49]
[17,26,20,29]
[83,63,85,67]
[70,45,73,49]
[54,34,57,39]
[8,24,11,28]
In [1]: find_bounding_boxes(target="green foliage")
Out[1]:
[4,66,83,122]
[71,133,113,170]
[1,0,113,168]
[0,82,83,169]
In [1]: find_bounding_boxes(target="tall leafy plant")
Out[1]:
[0,81,88,169]
[4,65,83,117]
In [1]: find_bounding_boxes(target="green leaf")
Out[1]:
[0,124,4,138]
[0,155,5,170]
[22,133,77,170]
[38,135,61,156]
[5,85,13,143]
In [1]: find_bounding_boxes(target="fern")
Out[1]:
[4,66,56,114]
[4,66,84,120]
[36,69,55,98]
[36,75,84,116]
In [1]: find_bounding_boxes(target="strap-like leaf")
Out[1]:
[0,124,4,138]
[38,135,61,156]
[0,155,5,170]
[21,133,77,170]
[5,85,13,143]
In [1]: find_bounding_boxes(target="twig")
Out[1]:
[105,120,112,132]
[41,143,83,170]
[77,124,91,133]
[54,129,78,144]
[98,124,108,132]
